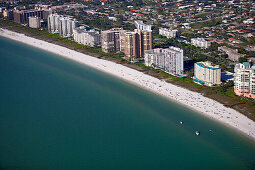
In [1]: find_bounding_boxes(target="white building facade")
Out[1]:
[134,20,152,31]
[73,27,101,47]
[159,28,177,38]
[48,13,59,33]
[193,61,221,86]
[191,38,211,48]
[234,62,255,99]
[29,16,40,28]
[144,46,183,75]
[48,13,78,37]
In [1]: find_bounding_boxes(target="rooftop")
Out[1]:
[235,62,255,70]
[243,62,250,66]
[191,37,208,42]
[196,61,220,70]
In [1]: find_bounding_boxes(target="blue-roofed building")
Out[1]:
[242,62,250,68]
[193,61,221,86]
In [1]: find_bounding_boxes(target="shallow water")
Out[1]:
[0,37,255,169]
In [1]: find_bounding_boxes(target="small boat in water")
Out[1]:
[195,131,200,136]
[179,121,183,125]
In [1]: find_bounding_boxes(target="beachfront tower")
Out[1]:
[193,61,221,86]
[144,46,184,76]
[123,31,139,60]
[101,28,126,53]
[73,26,101,47]
[234,62,255,99]
[134,29,152,58]
[133,21,153,57]
[29,16,40,28]
[48,13,60,33]
[48,14,78,37]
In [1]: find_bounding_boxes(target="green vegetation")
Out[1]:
[191,18,222,29]
[135,62,149,69]
[155,34,236,72]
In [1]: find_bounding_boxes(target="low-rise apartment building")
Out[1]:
[134,20,152,31]
[218,46,245,62]
[191,38,211,48]
[159,28,177,38]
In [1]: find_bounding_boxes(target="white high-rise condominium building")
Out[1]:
[191,38,211,48]
[163,47,183,75]
[144,48,165,68]
[193,61,221,86]
[134,20,152,31]
[234,62,255,99]
[159,28,177,38]
[59,17,68,36]
[48,13,59,33]
[73,26,101,47]
[58,16,78,37]
[48,13,78,37]
[29,16,40,28]
[144,46,183,75]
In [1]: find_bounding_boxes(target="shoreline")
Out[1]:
[1,29,255,141]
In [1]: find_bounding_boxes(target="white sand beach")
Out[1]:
[1,29,255,140]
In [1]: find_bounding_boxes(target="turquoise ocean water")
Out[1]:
[0,37,255,169]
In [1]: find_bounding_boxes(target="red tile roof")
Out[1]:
[228,38,237,41]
